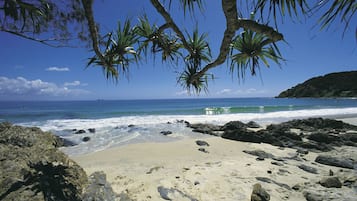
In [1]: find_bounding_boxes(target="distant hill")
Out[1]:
[277,71,357,98]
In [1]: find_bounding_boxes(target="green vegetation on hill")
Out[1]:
[277,71,357,98]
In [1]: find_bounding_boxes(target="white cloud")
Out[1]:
[175,90,189,96]
[45,67,70,72]
[216,88,232,95]
[64,80,81,87]
[0,76,90,98]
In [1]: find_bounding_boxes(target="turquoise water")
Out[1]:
[2,98,357,155]
[1,98,357,123]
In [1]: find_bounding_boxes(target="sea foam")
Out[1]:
[19,107,357,156]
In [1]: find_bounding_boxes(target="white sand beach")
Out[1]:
[72,118,357,200]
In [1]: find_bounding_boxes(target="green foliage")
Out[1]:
[177,63,213,94]
[229,29,283,80]
[87,20,138,80]
[0,0,87,46]
[317,0,356,35]
[277,71,357,98]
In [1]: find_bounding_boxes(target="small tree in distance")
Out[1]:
[1,0,356,94]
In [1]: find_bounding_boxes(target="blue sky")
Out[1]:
[0,1,356,100]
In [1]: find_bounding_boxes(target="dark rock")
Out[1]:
[75,129,86,134]
[157,186,198,201]
[315,155,355,169]
[0,122,88,201]
[160,131,173,135]
[82,136,91,142]
[298,164,318,174]
[198,148,209,153]
[307,132,341,144]
[243,150,274,159]
[128,124,135,128]
[222,121,247,130]
[189,123,222,136]
[195,140,209,146]
[251,183,270,201]
[255,177,290,190]
[54,136,78,147]
[88,128,96,133]
[292,184,301,191]
[296,148,309,155]
[246,121,261,128]
[271,161,284,166]
[319,177,342,188]
[83,171,118,201]
[303,191,324,201]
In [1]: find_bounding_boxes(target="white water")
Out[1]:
[20,107,357,156]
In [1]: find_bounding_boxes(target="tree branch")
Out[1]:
[193,0,238,79]
[150,0,193,55]
[81,0,108,68]
[0,28,75,48]
[237,19,284,42]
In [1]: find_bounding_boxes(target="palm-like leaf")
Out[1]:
[254,0,309,25]
[317,0,356,35]
[87,19,138,81]
[167,0,204,15]
[177,63,213,94]
[185,28,212,69]
[229,29,283,80]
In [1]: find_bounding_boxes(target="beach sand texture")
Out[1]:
[72,118,357,200]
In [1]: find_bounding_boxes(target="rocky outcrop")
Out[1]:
[190,118,357,153]
[276,71,357,98]
[0,122,88,201]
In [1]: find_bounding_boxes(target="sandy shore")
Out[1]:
[72,118,357,200]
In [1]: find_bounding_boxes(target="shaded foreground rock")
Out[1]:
[319,177,342,188]
[83,171,118,201]
[0,122,88,201]
[251,183,270,201]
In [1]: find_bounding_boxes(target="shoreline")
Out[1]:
[72,117,357,200]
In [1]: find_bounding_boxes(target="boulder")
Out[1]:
[246,121,261,128]
[319,177,342,188]
[251,183,270,201]
[83,171,118,201]
[298,164,318,174]
[160,131,173,136]
[315,155,355,169]
[75,129,86,134]
[195,140,209,146]
[189,123,222,136]
[0,122,88,201]
[88,128,96,133]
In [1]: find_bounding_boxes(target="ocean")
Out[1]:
[1,98,357,155]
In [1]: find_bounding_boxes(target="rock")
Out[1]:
[296,148,309,155]
[55,136,78,147]
[195,140,209,146]
[298,164,318,174]
[0,122,88,201]
[319,177,342,188]
[255,177,291,190]
[157,186,198,201]
[189,123,222,136]
[88,128,96,133]
[160,131,173,135]
[303,191,324,201]
[222,121,247,130]
[251,183,270,201]
[82,136,91,142]
[198,148,209,153]
[83,171,118,201]
[315,155,355,169]
[247,121,261,128]
[292,184,301,191]
[128,124,135,128]
[75,129,86,134]
[307,132,341,144]
[243,150,274,159]
[271,161,284,166]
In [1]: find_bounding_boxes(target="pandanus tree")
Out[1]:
[1,0,356,93]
